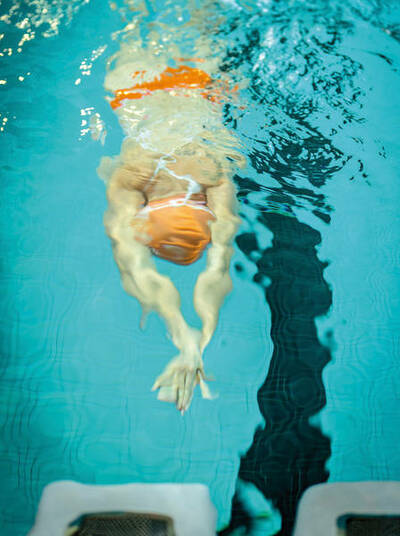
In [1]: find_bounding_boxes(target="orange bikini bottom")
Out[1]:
[110,64,237,109]
[135,194,215,265]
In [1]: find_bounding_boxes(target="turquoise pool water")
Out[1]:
[1,1,399,535]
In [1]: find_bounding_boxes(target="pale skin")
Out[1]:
[99,138,241,413]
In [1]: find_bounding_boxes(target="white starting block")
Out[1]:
[28,481,217,536]
[293,481,400,536]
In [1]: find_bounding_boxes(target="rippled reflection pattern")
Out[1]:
[215,0,400,533]
[1,0,400,535]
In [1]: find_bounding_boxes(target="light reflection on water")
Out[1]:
[0,1,399,535]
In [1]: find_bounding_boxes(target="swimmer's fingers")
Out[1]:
[152,369,179,404]
[152,357,215,413]
[151,368,174,392]
[151,377,162,391]
[177,369,196,414]
[198,373,214,400]
[178,368,215,412]
[152,365,197,413]
[157,385,178,403]
[151,358,179,390]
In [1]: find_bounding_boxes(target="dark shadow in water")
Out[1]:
[238,213,331,535]
[213,1,370,531]
[219,132,335,535]
[220,211,332,536]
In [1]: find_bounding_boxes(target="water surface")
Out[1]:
[1,1,399,535]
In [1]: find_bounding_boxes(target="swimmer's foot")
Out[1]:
[151,354,213,414]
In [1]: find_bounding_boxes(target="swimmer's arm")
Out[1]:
[194,177,240,353]
[104,171,200,356]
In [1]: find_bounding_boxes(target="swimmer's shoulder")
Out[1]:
[104,139,163,192]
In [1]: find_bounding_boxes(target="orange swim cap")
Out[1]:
[137,196,215,265]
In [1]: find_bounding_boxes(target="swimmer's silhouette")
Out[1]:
[99,32,244,413]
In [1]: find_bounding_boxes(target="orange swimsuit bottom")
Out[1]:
[111,64,227,264]
[110,63,230,109]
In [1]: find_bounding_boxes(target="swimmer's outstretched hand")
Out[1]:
[151,340,213,414]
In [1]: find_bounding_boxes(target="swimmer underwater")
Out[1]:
[98,16,245,413]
